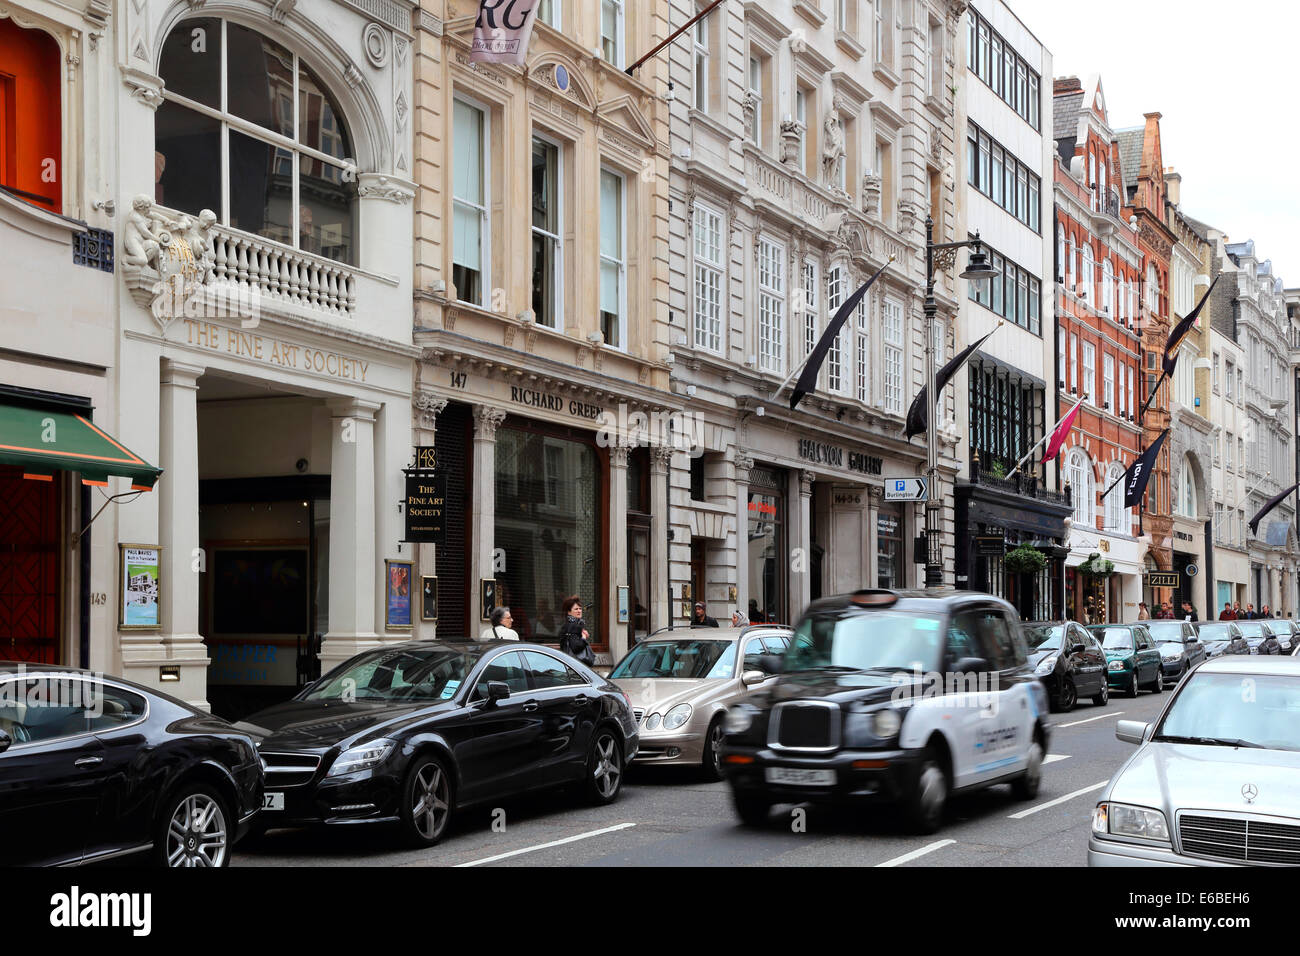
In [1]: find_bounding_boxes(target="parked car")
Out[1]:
[609,625,792,779]
[241,641,638,847]
[720,590,1050,834]
[1143,619,1208,687]
[1192,621,1249,658]
[1269,619,1298,654]
[1086,624,1162,698]
[1023,621,1108,711]
[1090,656,1300,865]
[1234,620,1281,656]
[0,664,262,867]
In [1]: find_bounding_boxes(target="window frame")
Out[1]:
[692,200,725,354]
[756,235,786,374]
[530,131,564,330]
[598,165,627,350]
[452,94,491,307]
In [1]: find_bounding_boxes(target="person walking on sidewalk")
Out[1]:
[558,594,595,666]
[480,606,520,642]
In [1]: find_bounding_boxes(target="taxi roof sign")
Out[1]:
[850,589,899,608]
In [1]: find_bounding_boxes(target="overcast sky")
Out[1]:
[1015,0,1300,285]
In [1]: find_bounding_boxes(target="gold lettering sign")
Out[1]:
[181,319,370,383]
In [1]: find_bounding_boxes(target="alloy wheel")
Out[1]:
[706,721,725,776]
[411,763,450,840]
[166,793,228,867]
[592,734,622,799]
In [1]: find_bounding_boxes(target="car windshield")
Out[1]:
[1090,627,1133,651]
[1024,625,1063,650]
[1144,622,1185,643]
[786,610,943,674]
[609,640,737,680]
[1235,622,1267,638]
[1196,625,1229,641]
[305,647,475,702]
[1154,673,1300,752]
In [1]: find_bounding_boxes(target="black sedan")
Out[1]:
[1023,621,1109,711]
[1234,620,1281,656]
[1269,619,1298,654]
[1192,621,1249,658]
[0,664,262,867]
[1142,619,1207,687]
[241,641,639,847]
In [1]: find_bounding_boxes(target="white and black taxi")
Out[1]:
[719,589,1050,833]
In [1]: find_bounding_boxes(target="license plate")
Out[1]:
[263,792,285,811]
[764,767,836,786]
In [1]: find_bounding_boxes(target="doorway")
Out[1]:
[0,466,61,663]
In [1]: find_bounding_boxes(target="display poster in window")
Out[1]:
[119,545,161,630]
[386,560,413,629]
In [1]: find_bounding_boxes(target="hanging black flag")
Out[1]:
[1162,274,1218,377]
[789,257,893,410]
[1248,480,1300,536]
[1138,350,1177,420]
[1123,428,1169,508]
[904,329,998,440]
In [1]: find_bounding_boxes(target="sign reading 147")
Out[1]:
[884,477,928,501]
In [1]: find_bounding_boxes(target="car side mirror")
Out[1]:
[1115,719,1149,745]
[1069,642,1085,654]
[486,681,511,704]
[953,656,989,674]
[742,670,767,687]
[0,730,9,754]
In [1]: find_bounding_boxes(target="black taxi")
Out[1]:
[719,589,1050,833]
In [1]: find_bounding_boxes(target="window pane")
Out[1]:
[299,63,352,161]
[453,100,484,205]
[532,138,558,234]
[299,162,357,264]
[600,170,622,259]
[154,101,222,215]
[225,22,294,137]
[159,17,223,109]
[228,128,293,246]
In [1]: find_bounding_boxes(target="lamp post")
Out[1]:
[923,216,1000,587]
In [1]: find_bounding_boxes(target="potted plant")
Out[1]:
[1004,545,1046,576]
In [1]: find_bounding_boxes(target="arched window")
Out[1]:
[1081,244,1095,302]
[1103,461,1126,532]
[1102,259,1115,316]
[155,18,357,264]
[0,18,62,213]
[1177,455,1197,517]
[1066,447,1094,527]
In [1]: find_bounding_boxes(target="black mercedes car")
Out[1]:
[241,641,638,847]
[1192,621,1249,658]
[1023,621,1108,711]
[0,664,262,867]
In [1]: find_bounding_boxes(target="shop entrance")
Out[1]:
[0,466,61,664]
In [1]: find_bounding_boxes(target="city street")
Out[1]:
[236,689,1169,868]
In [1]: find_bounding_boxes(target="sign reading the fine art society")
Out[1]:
[120,544,161,630]
[404,474,447,544]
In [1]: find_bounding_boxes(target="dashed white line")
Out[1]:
[1043,754,1070,764]
[875,839,956,867]
[1058,710,1124,728]
[453,822,637,867]
[1007,782,1107,820]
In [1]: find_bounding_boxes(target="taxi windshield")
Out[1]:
[1024,625,1063,650]
[1090,627,1133,651]
[786,610,943,675]
[609,640,737,680]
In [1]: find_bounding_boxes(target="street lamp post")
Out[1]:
[923,216,999,588]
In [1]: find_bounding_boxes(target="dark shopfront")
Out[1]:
[955,471,1071,622]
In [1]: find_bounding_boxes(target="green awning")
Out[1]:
[0,404,162,490]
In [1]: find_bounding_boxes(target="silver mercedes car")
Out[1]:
[1089,655,1300,866]
[609,625,793,779]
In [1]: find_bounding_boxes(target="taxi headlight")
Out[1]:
[663,703,693,731]
[645,712,662,731]
[723,705,753,734]
[1034,654,1058,676]
[1093,801,1170,842]
[871,708,902,738]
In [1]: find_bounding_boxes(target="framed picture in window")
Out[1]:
[421,575,438,623]
[480,578,498,621]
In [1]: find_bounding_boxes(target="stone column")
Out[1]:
[650,444,672,631]
[791,469,815,618]
[734,452,754,621]
[470,406,507,630]
[320,398,381,671]
[412,391,448,640]
[607,441,630,662]
[1271,565,1283,616]
[867,485,883,589]
[157,358,208,708]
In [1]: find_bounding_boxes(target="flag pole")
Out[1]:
[625,0,727,75]
[1008,392,1086,479]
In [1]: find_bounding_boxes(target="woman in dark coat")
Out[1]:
[558,594,594,665]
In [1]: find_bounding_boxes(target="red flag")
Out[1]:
[1042,394,1086,463]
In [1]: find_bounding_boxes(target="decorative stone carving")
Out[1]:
[357,173,415,204]
[798,470,815,496]
[822,99,846,193]
[861,173,882,217]
[734,451,755,482]
[741,89,758,135]
[123,69,165,110]
[414,390,449,430]
[362,22,389,68]
[121,194,167,269]
[898,199,920,237]
[269,0,296,24]
[472,405,507,440]
[652,444,675,470]
[780,119,802,167]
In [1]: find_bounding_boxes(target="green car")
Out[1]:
[1086,624,1163,697]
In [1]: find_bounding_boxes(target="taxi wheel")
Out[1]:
[903,748,949,834]
[733,790,772,827]
[1011,735,1044,801]
[701,716,725,782]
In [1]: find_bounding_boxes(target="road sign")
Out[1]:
[885,477,928,501]
[1186,564,1198,577]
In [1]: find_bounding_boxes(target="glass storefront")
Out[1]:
[877,505,903,588]
[747,467,786,624]
[494,422,603,645]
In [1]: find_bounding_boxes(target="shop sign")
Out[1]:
[975,536,1006,557]
[796,439,882,476]
[509,385,605,421]
[1145,571,1181,588]
[404,474,446,544]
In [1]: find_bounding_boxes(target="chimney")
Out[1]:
[1054,76,1083,95]
[1164,167,1181,207]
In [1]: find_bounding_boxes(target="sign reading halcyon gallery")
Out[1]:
[404,474,446,544]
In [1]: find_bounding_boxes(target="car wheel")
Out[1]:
[1126,672,1139,698]
[1011,734,1044,801]
[156,784,230,868]
[701,716,725,782]
[584,727,624,805]
[1092,679,1109,707]
[1150,667,1164,693]
[903,747,949,834]
[400,754,453,847]
[732,790,772,827]
[1057,678,1077,713]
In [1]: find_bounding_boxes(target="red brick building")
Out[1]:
[1052,77,1147,621]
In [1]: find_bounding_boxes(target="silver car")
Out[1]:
[1089,656,1300,866]
[610,626,793,779]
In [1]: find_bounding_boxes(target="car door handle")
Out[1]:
[74,756,103,768]
[522,701,539,712]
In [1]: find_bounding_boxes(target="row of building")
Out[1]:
[2,0,1296,715]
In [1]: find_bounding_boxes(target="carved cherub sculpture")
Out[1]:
[184,209,218,284]
[122,194,166,268]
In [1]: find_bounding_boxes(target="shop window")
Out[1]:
[747,468,786,624]
[876,505,902,588]
[0,18,62,213]
[156,18,357,264]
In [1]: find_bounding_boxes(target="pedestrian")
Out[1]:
[1137,602,1150,621]
[1262,604,1273,618]
[480,606,520,642]
[1245,603,1257,619]
[1219,602,1236,621]
[692,601,719,628]
[1180,601,1198,622]
[748,599,764,624]
[1156,602,1176,620]
[730,610,749,628]
[558,594,595,666]
[1233,601,1243,619]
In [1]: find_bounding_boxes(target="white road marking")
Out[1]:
[1058,710,1124,728]
[875,839,956,867]
[1043,754,1069,764]
[1008,782,1107,820]
[453,822,637,867]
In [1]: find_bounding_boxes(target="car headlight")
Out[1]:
[645,712,663,730]
[1092,801,1170,842]
[328,739,395,777]
[723,705,753,734]
[871,708,902,739]
[1034,654,1058,676]
[1108,660,1125,671]
[663,703,693,731]
[1160,650,1181,661]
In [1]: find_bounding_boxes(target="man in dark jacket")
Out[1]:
[1219,602,1236,620]
[691,602,719,628]
[1181,602,1198,622]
